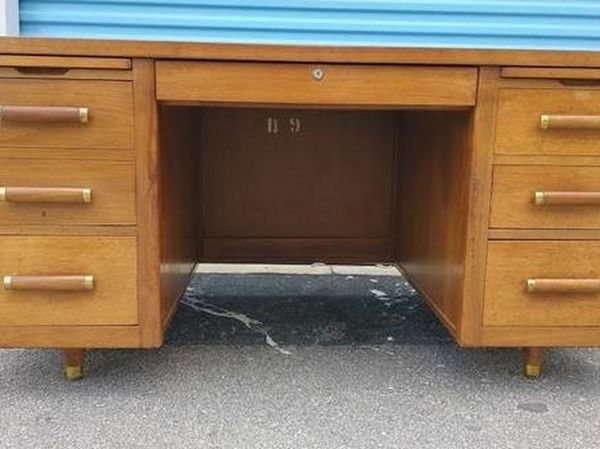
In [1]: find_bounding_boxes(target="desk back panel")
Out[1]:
[199,108,397,262]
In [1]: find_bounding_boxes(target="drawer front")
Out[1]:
[0,78,133,149]
[156,61,477,107]
[0,236,137,325]
[496,88,600,155]
[0,159,135,225]
[484,241,600,327]
[490,165,600,229]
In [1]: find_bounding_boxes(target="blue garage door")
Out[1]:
[19,0,600,50]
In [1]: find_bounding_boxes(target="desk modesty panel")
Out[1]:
[1,38,600,380]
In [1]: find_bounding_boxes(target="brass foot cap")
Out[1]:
[64,365,84,381]
[524,364,542,379]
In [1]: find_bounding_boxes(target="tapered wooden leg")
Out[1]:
[62,348,85,381]
[523,347,543,379]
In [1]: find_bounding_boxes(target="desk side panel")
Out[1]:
[395,111,472,336]
[158,106,200,332]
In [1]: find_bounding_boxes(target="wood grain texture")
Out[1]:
[480,326,600,347]
[501,67,600,80]
[0,147,134,161]
[159,106,199,329]
[490,165,600,229]
[0,67,133,81]
[156,62,477,107]
[0,78,133,149]
[489,229,600,240]
[199,108,395,263]
[495,87,600,156]
[0,159,135,225]
[0,236,137,326]
[2,37,600,68]
[0,225,136,236]
[458,67,501,346]
[395,111,471,336]
[0,55,131,70]
[494,155,600,166]
[200,109,395,248]
[133,59,162,348]
[202,238,389,263]
[0,325,140,348]
[484,241,600,327]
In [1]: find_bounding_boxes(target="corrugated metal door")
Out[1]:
[19,0,600,50]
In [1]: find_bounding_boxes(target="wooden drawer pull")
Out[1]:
[0,105,88,123]
[0,187,92,204]
[540,114,600,130]
[527,278,600,294]
[534,191,600,206]
[3,275,94,291]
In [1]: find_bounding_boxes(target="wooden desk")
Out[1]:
[1,38,600,380]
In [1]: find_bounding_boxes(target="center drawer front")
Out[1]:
[496,88,600,155]
[0,158,135,225]
[484,241,600,327]
[0,78,133,149]
[0,236,137,326]
[491,165,600,229]
[156,61,477,107]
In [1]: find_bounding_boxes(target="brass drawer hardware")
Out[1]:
[534,191,600,206]
[3,275,95,291]
[526,278,600,294]
[0,105,88,123]
[540,114,600,130]
[0,186,92,204]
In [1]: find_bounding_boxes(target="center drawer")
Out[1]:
[0,236,137,326]
[0,158,136,225]
[156,61,477,107]
[484,241,600,327]
[0,78,133,150]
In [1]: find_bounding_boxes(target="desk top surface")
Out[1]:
[1,37,600,68]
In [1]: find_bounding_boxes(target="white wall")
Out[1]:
[0,0,19,36]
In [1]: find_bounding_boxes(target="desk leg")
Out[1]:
[523,347,543,379]
[62,348,85,381]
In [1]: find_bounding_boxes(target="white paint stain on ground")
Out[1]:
[181,291,292,356]
[369,289,389,299]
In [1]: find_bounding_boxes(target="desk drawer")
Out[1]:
[0,78,133,149]
[0,159,135,225]
[156,61,477,107]
[490,165,600,229]
[496,88,600,155]
[484,241,600,327]
[0,236,137,326]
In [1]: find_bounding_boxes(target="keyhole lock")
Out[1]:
[311,68,325,81]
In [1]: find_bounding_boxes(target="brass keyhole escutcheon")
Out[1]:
[311,68,325,81]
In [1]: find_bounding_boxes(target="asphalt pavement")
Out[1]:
[1,268,599,448]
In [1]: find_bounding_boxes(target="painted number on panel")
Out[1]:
[267,117,302,135]
[267,117,279,134]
